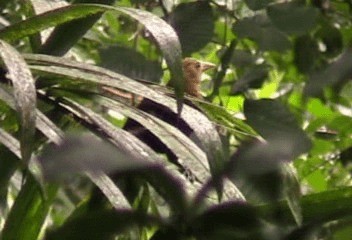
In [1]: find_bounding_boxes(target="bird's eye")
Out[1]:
[195,62,201,68]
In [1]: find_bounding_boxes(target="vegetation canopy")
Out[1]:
[1,0,352,239]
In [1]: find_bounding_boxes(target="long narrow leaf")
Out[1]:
[0,87,131,210]
[0,128,58,240]
[0,40,36,163]
[0,5,105,42]
[101,97,210,183]
[40,94,189,213]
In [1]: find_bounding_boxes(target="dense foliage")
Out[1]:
[1,0,352,239]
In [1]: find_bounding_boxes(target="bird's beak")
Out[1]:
[201,61,216,72]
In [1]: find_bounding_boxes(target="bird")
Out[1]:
[181,57,216,98]
[122,57,216,163]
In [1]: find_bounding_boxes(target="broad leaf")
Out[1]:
[233,14,291,52]
[267,2,319,35]
[168,1,214,55]
[244,99,312,159]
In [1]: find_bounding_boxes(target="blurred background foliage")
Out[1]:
[1,0,352,239]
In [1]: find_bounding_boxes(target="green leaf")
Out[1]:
[233,14,291,52]
[0,4,105,42]
[267,2,319,35]
[0,40,36,163]
[168,1,214,55]
[244,0,274,11]
[40,0,115,55]
[244,99,312,159]
[2,175,58,240]
[196,100,257,139]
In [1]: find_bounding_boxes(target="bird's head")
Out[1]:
[182,58,215,98]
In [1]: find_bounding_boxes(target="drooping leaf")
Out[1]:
[267,2,319,35]
[115,6,183,109]
[0,40,36,163]
[233,14,291,52]
[0,4,105,43]
[168,1,214,55]
[39,0,115,55]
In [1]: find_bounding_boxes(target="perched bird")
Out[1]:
[182,57,216,98]
[123,57,216,162]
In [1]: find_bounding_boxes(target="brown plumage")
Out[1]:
[182,57,215,98]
